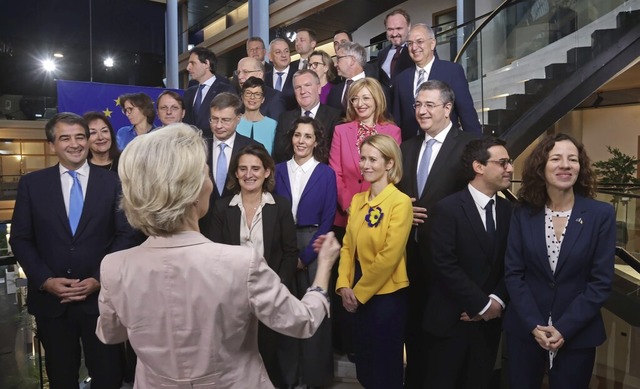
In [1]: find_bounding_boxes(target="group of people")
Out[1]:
[8,7,616,389]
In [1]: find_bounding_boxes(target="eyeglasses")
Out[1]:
[413,102,444,111]
[235,69,261,76]
[243,91,264,99]
[486,159,514,168]
[406,39,431,48]
[158,106,182,113]
[308,62,324,69]
[121,107,136,115]
[336,55,352,61]
[209,117,235,126]
[349,96,373,105]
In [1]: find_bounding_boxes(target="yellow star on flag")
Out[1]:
[103,108,113,118]
[114,97,121,106]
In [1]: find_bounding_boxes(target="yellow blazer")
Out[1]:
[336,183,412,304]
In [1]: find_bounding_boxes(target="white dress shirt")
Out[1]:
[413,57,435,93]
[381,44,405,77]
[300,103,320,118]
[229,192,276,259]
[272,65,291,89]
[341,71,366,102]
[212,132,236,180]
[415,122,452,176]
[59,160,90,216]
[195,75,216,107]
[286,157,320,223]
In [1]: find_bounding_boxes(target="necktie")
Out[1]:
[193,84,205,116]
[417,138,436,198]
[390,45,402,76]
[342,79,354,111]
[68,170,83,235]
[275,72,284,91]
[485,199,496,241]
[300,59,307,70]
[216,143,228,194]
[304,110,312,117]
[415,69,426,98]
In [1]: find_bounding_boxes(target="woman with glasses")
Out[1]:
[236,76,277,155]
[116,92,156,150]
[309,50,337,105]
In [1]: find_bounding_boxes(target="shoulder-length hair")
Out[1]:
[360,134,403,184]
[119,92,156,125]
[82,111,120,161]
[346,77,393,125]
[227,144,276,194]
[118,124,208,237]
[518,133,595,210]
[310,50,337,82]
[285,116,328,163]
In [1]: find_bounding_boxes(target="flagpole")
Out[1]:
[89,0,93,82]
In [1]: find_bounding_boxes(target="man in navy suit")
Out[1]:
[397,80,478,388]
[393,24,482,141]
[235,57,286,122]
[184,47,236,138]
[265,38,299,111]
[10,113,136,389]
[424,137,513,389]
[376,9,414,90]
[198,92,259,239]
[246,36,273,73]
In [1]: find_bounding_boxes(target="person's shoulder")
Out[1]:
[335,121,355,132]
[262,116,277,126]
[20,165,57,184]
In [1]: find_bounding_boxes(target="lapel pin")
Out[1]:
[576,218,583,224]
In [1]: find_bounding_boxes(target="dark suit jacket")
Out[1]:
[260,86,287,122]
[9,164,136,317]
[326,78,391,120]
[272,105,342,163]
[392,59,482,141]
[184,77,236,138]
[210,194,298,289]
[424,188,512,337]
[265,63,299,111]
[199,133,259,239]
[504,196,615,349]
[274,162,337,265]
[375,44,413,89]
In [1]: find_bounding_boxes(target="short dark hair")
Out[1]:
[384,8,411,26]
[156,90,184,109]
[518,133,596,210]
[333,30,353,42]
[246,36,265,49]
[119,93,156,124]
[210,92,243,116]
[189,47,217,73]
[285,116,328,163]
[461,137,506,182]
[241,76,265,93]
[82,111,120,161]
[296,28,317,42]
[416,80,455,106]
[45,112,90,143]
[227,144,276,193]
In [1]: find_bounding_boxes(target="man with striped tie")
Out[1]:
[10,113,137,388]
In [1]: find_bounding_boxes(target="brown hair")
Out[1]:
[227,144,276,193]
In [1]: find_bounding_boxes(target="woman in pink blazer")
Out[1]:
[329,77,402,229]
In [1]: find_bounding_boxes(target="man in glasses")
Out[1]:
[156,91,185,126]
[393,23,481,141]
[246,36,272,73]
[235,57,286,124]
[424,136,513,389]
[397,80,479,388]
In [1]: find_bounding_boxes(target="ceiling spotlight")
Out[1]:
[285,31,296,42]
[104,57,114,68]
[53,52,64,58]
[42,59,56,72]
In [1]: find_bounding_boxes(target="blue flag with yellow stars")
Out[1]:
[57,80,183,128]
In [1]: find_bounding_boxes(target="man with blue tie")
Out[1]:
[397,80,478,388]
[10,113,137,388]
[265,38,299,111]
[184,47,235,138]
[424,137,513,389]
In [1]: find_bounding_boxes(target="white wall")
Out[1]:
[581,105,640,163]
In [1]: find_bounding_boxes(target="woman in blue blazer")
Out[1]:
[274,116,337,387]
[504,133,616,388]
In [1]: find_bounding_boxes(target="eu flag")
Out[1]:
[57,80,183,128]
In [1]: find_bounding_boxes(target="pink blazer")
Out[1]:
[329,121,402,227]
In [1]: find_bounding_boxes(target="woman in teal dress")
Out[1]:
[236,76,277,155]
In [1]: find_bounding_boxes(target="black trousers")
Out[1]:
[35,304,123,389]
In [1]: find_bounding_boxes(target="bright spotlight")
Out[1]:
[53,52,64,58]
[42,59,56,72]
[104,57,114,68]
[285,31,296,42]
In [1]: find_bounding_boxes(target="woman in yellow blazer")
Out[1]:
[336,134,412,389]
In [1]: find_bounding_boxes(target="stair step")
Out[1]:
[545,63,576,79]
[524,78,555,95]
[481,124,505,137]
[617,10,640,32]
[592,28,622,55]
[506,94,538,112]
[566,46,592,66]
[487,109,519,127]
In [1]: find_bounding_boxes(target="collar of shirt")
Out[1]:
[213,132,237,149]
[287,157,319,175]
[275,65,290,76]
[415,56,435,76]
[229,191,276,207]
[59,159,90,177]
[468,183,496,211]
[351,71,366,82]
[201,75,216,88]
[425,121,452,144]
[300,103,320,117]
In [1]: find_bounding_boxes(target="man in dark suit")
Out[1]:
[246,36,273,73]
[265,38,299,111]
[184,47,236,138]
[397,80,479,388]
[376,9,414,90]
[273,69,341,163]
[333,30,378,79]
[424,137,513,389]
[235,57,286,122]
[393,24,482,141]
[198,92,259,239]
[291,28,317,70]
[9,113,136,389]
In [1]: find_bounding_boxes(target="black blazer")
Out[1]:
[272,105,342,163]
[424,188,512,336]
[184,77,237,138]
[199,133,259,239]
[210,194,298,289]
[9,164,136,317]
[265,63,299,111]
[375,44,413,89]
[260,86,287,122]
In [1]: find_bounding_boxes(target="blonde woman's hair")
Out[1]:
[118,124,207,236]
[346,77,393,124]
[360,133,403,184]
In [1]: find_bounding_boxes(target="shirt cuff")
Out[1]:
[478,294,505,315]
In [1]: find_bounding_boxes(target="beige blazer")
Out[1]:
[96,231,329,389]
